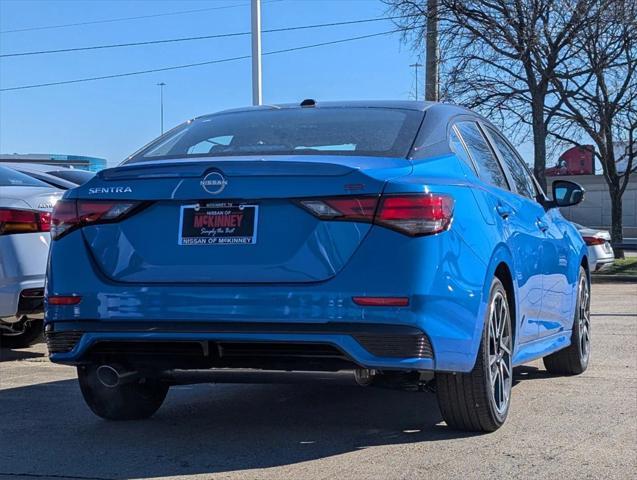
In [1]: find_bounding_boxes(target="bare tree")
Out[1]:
[385,0,600,191]
[549,0,636,252]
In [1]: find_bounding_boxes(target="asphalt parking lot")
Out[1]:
[1,282,635,480]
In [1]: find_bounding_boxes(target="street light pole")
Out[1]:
[157,82,166,134]
[409,63,423,100]
[251,0,262,106]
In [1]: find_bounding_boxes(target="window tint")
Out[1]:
[449,127,478,175]
[486,127,537,199]
[0,165,50,187]
[128,108,423,163]
[455,122,508,190]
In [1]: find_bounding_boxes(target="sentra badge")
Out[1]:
[88,186,133,194]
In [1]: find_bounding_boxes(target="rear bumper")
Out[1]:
[46,321,435,371]
[46,222,491,373]
[0,233,49,318]
[0,280,45,319]
[587,245,614,271]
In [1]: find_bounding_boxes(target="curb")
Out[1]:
[591,275,637,284]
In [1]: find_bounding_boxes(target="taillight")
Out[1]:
[299,197,378,221]
[298,193,454,236]
[582,236,606,246]
[376,194,454,236]
[0,208,51,235]
[51,199,143,240]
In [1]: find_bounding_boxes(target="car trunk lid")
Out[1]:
[76,156,411,283]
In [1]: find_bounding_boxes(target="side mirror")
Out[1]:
[551,180,585,208]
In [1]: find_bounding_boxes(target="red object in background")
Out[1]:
[546,145,594,176]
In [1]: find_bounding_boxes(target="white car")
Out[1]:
[0,166,62,347]
[574,223,615,271]
[2,162,94,189]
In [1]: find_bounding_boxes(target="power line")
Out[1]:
[0,28,412,92]
[0,15,414,58]
[0,1,276,34]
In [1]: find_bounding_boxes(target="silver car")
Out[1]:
[2,162,94,189]
[574,223,615,271]
[0,166,62,347]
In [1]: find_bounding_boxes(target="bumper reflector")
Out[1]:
[47,295,82,306]
[352,296,409,307]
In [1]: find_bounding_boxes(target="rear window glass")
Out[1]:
[126,107,423,163]
[0,166,50,187]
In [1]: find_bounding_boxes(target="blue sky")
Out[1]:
[0,0,533,167]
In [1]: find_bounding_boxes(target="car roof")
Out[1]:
[202,100,473,118]
[1,162,75,173]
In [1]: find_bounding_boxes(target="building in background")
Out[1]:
[0,153,106,172]
[613,141,636,174]
[545,145,595,176]
[544,143,636,237]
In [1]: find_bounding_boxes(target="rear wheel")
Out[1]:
[436,277,513,432]
[77,364,169,420]
[543,267,590,375]
[0,317,43,349]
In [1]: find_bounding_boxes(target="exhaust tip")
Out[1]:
[96,365,120,388]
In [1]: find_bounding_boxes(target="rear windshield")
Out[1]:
[126,107,423,163]
[0,165,50,187]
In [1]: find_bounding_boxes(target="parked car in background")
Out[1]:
[3,163,94,190]
[574,223,615,271]
[0,166,62,347]
[46,100,590,432]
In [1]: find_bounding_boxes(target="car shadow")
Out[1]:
[512,365,553,386]
[0,347,46,362]
[0,372,489,479]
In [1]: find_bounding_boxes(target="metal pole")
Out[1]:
[251,0,262,106]
[157,82,166,134]
[425,0,439,101]
[409,63,423,100]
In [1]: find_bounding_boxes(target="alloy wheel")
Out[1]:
[488,291,512,415]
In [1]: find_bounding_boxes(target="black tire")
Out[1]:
[0,318,43,349]
[77,365,169,420]
[436,277,513,432]
[543,267,590,375]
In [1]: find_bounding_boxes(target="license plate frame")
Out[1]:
[178,203,259,246]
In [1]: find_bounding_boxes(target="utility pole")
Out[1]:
[425,0,439,101]
[156,82,166,134]
[409,62,423,100]
[251,0,262,106]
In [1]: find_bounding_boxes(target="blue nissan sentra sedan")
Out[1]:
[45,100,590,431]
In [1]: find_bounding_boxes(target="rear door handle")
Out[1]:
[496,204,513,219]
[536,219,549,232]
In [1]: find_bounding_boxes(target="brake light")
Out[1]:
[299,193,454,236]
[299,197,378,221]
[377,194,454,235]
[0,208,51,235]
[51,199,143,240]
[582,236,606,246]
